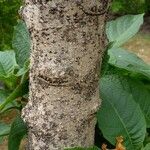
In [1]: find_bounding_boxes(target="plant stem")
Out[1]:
[0,72,29,112]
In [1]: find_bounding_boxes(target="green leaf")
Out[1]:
[0,90,9,102]
[0,75,18,90]
[8,116,27,150]
[0,122,10,144]
[108,48,150,79]
[0,136,5,144]
[0,89,18,113]
[0,51,18,78]
[0,122,10,137]
[126,80,150,128]
[106,14,144,48]
[16,60,30,76]
[142,143,150,150]
[0,78,29,112]
[12,20,31,67]
[97,75,146,150]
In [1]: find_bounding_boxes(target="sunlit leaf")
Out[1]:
[108,48,150,79]
[106,14,144,48]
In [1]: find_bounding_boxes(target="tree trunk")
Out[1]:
[21,0,109,149]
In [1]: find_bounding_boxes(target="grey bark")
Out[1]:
[21,0,109,149]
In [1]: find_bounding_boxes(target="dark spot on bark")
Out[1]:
[62,29,77,42]
[58,129,68,141]
[49,7,58,14]
[71,83,83,94]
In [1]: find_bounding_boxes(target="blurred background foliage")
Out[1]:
[0,0,22,50]
[111,0,150,14]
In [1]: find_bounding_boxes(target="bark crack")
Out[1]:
[37,75,70,86]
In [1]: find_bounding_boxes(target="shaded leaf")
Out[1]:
[0,79,29,112]
[0,122,10,144]
[97,75,146,150]
[0,74,18,90]
[0,89,18,113]
[0,51,18,78]
[16,60,29,76]
[0,136,4,144]
[12,20,31,67]
[142,143,150,150]
[8,116,27,150]
[126,79,150,128]
[0,122,11,137]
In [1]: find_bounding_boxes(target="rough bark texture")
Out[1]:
[21,0,109,149]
